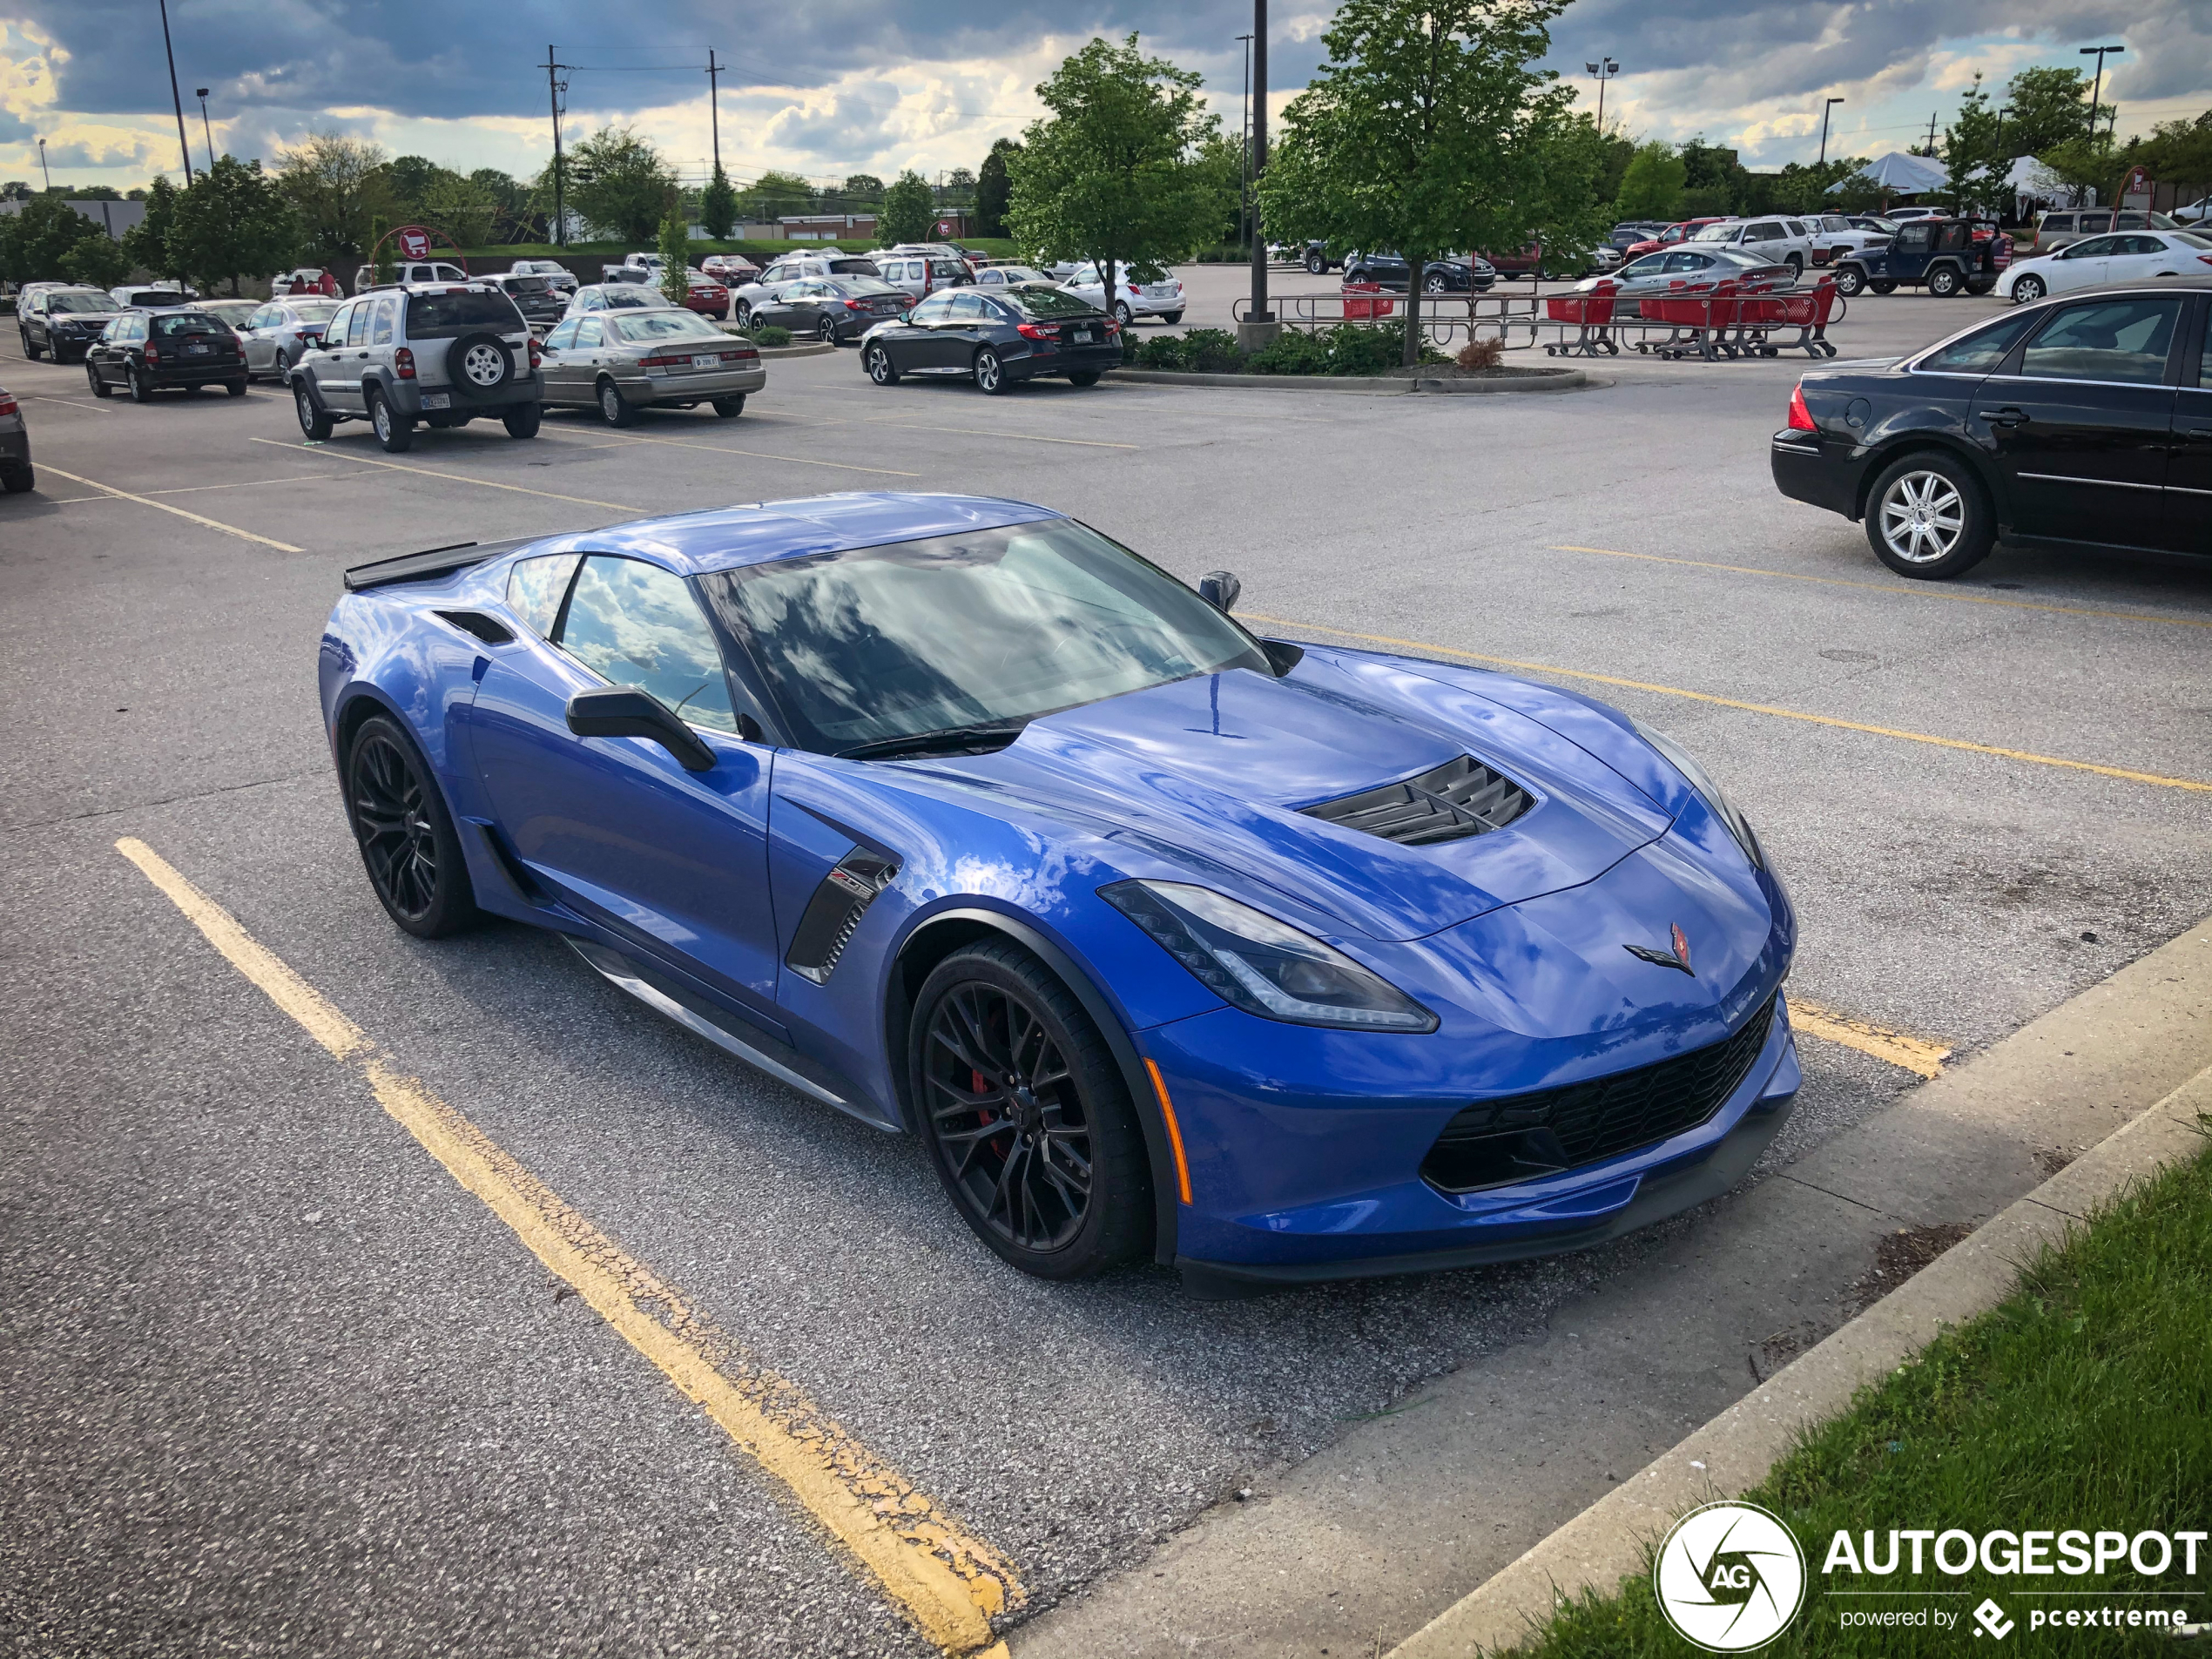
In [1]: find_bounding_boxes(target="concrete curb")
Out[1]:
[1107,367,1588,395]
[1389,1062,2212,1659]
[710,327,835,360]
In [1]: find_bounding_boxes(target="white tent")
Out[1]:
[1834,151,1952,196]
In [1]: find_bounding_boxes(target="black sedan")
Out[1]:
[1342,251,1495,293]
[84,309,248,401]
[747,277,912,344]
[1771,280,2209,577]
[860,286,1120,395]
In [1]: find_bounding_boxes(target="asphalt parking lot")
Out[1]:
[3,285,2208,1657]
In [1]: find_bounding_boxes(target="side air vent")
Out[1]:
[1301,755,1532,846]
[785,848,900,985]
[436,609,516,645]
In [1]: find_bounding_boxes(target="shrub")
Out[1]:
[1134,327,1244,372]
[1456,335,1507,370]
[1245,321,1444,376]
[749,325,792,347]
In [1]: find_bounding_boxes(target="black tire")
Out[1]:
[87,361,112,399]
[974,347,1009,395]
[293,379,334,440]
[711,395,745,417]
[597,377,637,427]
[1927,265,1963,298]
[1864,451,1993,580]
[343,713,479,939]
[226,377,247,397]
[864,342,900,385]
[1868,279,1898,294]
[368,386,414,452]
[502,401,542,438]
[2011,273,2047,304]
[908,941,1150,1278]
[1069,370,1101,387]
[1833,265,1865,297]
[129,364,154,403]
[1160,312,1184,324]
[1113,300,1134,327]
[447,330,516,401]
[1305,250,1325,275]
[0,463,32,495]
[1785,253,1804,276]
[22,332,42,361]
[816,315,837,343]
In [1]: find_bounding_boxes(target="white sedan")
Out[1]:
[1058,264,1185,326]
[1999,229,2212,303]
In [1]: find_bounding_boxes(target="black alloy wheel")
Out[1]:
[865,343,900,384]
[910,942,1149,1277]
[344,714,478,938]
[816,314,838,343]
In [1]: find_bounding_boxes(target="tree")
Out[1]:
[941,165,977,204]
[0,180,30,202]
[699,164,738,239]
[1942,72,2008,212]
[1260,0,1595,365]
[2115,110,2212,209]
[879,170,937,244]
[974,139,1018,236]
[656,212,691,305]
[735,169,814,225]
[1007,35,1231,313]
[420,171,496,248]
[62,231,132,289]
[841,173,886,204]
[0,195,109,284]
[567,125,678,244]
[2006,66,2106,158]
[172,155,299,292]
[122,176,185,283]
[274,132,393,266]
[468,168,533,242]
[385,155,443,216]
[1614,142,1686,219]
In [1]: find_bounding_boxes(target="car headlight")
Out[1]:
[1630,718,1764,871]
[1100,880,1438,1032]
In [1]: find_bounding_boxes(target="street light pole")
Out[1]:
[2078,45,2123,146]
[157,0,193,184]
[1817,97,1844,167]
[1248,0,1269,324]
[37,137,50,193]
[705,49,722,175]
[1583,58,1619,131]
[196,89,215,172]
[1237,32,1252,254]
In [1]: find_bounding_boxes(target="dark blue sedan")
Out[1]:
[860,287,1122,394]
[320,494,1800,1292]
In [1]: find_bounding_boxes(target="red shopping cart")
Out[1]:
[1543,280,1619,356]
[1642,280,1747,361]
[1740,275,1840,358]
[1341,281,1397,320]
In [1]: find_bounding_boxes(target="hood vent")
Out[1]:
[1301,755,1532,846]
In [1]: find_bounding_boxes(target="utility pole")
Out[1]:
[37,137,50,193]
[1817,98,1844,166]
[1584,58,1619,131]
[2079,45,2122,146]
[1237,33,1252,253]
[705,49,722,174]
[196,89,215,171]
[543,46,570,246]
[1924,111,1939,156]
[1247,0,1270,328]
[158,0,193,184]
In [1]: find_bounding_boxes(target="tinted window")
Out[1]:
[2041,214,2074,233]
[152,313,224,336]
[50,293,112,314]
[557,556,738,735]
[508,552,581,636]
[1917,312,2040,374]
[827,259,880,277]
[2117,235,2164,255]
[2077,213,2114,233]
[834,277,903,297]
[2066,236,2121,260]
[1898,226,1932,250]
[405,292,523,336]
[613,311,720,342]
[293,300,340,321]
[1005,287,1105,319]
[2019,298,2182,386]
[505,275,551,293]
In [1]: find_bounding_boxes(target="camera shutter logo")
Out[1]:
[1653,1501,1807,1651]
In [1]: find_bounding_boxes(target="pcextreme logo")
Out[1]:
[1654,1501,1809,1652]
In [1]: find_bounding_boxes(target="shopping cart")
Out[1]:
[1341,281,1397,321]
[1543,280,1619,356]
[1641,280,1746,361]
[1738,276,1841,358]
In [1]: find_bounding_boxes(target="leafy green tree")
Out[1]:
[2006,66,2106,158]
[1260,0,1596,364]
[1941,72,2010,212]
[567,125,678,244]
[1614,142,1686,219]
[0,195,109,284]
[171,155,300,292]
[61,231,132,290]
[468,168,532,241]
[2114,110,2212,206]
[0,180,30,202]
[122,176,185,283]
[737,169,815,224]
[657,212,692,306]
[385,154,444,218]
[974,138,1019,236]
[274,132,394,266]
[698,164,738,239]
[1007,35,1231,307]
[840,173,885,205]
[879,170,937,244]
[419,170,496,248]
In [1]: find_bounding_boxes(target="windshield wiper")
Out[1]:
[836,720,1029,761]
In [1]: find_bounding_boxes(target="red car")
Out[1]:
[1623,219,1730,261]
[683,273,731,318]
[699,253,759,285]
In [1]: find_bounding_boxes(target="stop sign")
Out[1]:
[396,226,432,261]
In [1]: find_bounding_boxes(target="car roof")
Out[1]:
[500,493,1063,579]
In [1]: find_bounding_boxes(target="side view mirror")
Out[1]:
[566,685,716,772]
[1198,570,1243,614]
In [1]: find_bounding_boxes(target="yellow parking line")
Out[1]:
[1245,614,2212,795]
[248,436,643,512]
[1788,997,1950,1079]
[1547,545,2212,631]
[605,428,923,478]
[113,837,1019,1655]
[36,463,304,551]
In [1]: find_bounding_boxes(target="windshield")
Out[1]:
[1689,224,1737,242]
[291,300,341,320]
[614,310,723,341]
[1006,287,1105,318]
[50,293,113,313]
[828,258,880,276]
[698,518,1273,755]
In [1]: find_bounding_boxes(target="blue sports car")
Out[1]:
[320,494,1799,1294]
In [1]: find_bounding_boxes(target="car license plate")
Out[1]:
[1074,329,1094,343]
[185,341,210,354]
[691,354,718,368]
[421,392,452,409]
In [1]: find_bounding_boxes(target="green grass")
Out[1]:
[1518,1134,2212,1656]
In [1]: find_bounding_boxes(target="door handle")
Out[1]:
[2186,426,2212,439]
[1984,407,2029,428]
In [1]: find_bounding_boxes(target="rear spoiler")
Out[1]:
[342,536,536,593]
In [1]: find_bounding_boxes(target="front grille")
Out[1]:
[1302,755,1532,846]
[1421,996,1777,1194]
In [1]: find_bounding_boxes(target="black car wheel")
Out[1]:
[817,315,837,343]
[1927,265,1963,298]
[910,941,1150,1278]
[21,331,41,361]
[597,377,637,428]
[1069,370,1102,387]
[711,395,745,417]
[2010,273,2046,304]
[368,386,414,452]
[0,462,31,495]
[502,401,542,438]
[1305,250,1326,275]
[865,343,900,385]
[1424,273,1450,293]
[1865,452,1993,580]
[1786,254,1804,275]
[345,714,478,939]
[128,364,156,402]
[1833,265,1865,297]
[294,380,334,440]
[87,361,112,399]
[974,347,1009,395]
[1113,301,1135,328]
[226,378,248,397]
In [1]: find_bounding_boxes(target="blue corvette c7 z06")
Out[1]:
[320,494,1799,1293]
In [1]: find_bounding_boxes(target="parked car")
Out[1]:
[239,298,343,381]
[700,253,761,285]
[1998,229,2212,303]
[537,307,765,426]
[1608,221,1669,251]
[1341,252,1496,293]
[1285,240,1339,274]
[2029,208,2184,255]
[681,271,732,319]
[274,267,344,298]
[1685,218,1818,274]
[859,285,1119,394]
[350,260,470,293]
[875,253,979,301]
[1623,219,1730,260]
[84,307,247,400]
[1479,241,1588,280]
[1831,217,2008,297]
[289,282,543,451]
[1804,212,1896,267]
[746,276,913,344]
[483,271,570,330]
[509,259,579,297]
[1770,282,2210,577]
[563,283,680,319]
[973,265,1055,290]
[0,382,30,494]
[1059,262,1184,326]
[1571,247,1795,315]
[110,283,198,309]
[17,286,120,361]
[730,253,887,324]
[880,242,975,273]
[1883,206,1944,223]
[197,298,263,334]
[2175,197,2210,226]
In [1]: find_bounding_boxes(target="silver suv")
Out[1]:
[289,282,543,452]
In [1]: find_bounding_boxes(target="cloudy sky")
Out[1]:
[3,0,2209,196]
